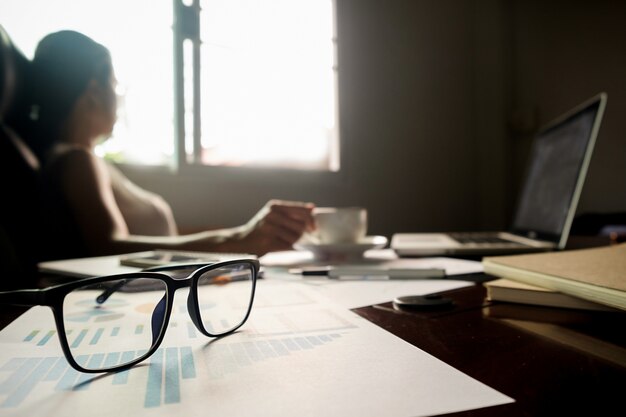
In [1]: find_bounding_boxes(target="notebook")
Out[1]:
[391,92,607,257]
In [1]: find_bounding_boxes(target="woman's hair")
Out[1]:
[27,30,112,161]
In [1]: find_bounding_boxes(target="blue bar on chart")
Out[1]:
[164,348,180,404]
[143,346,196,408]
[112,351,137,385]
[180,347,196,379]
[0,358,26,372]
[55,355,88,391]
[144,348,164,408]
[255,340,277,359]
[269,339,289,356]
[70,330,88,349]
[2,357,57,408]
[23,330,40,342]
[135,324,144,335]
[0,358,40,394]
[102,352,121,369]
[307,336,323,346]
[74,354,105,390]
[89,328,104,345]
[230,343,252,367]
[42,358,68,382]
[281,338,300,351]
[202,333,345,380]
[243,341,262,362]
[37,330,56,347]
[294,337,313,350]
[0,347,197,409]
[187,322,197,338]
[111,327,120,337]
[203,320,214,334]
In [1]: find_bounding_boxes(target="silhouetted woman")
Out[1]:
[28,30,314,260]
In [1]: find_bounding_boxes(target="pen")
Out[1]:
[329,267,445,280]
[293,267,446,280]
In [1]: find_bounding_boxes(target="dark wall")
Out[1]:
[125,0,626,239]
[510,0,626,217]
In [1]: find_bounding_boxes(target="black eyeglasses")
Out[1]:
[0,259,259,373]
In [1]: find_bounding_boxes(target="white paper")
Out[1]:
[295,278,473,309]
[262,256,480,309]
[0,281,513,416]
[261,249,484,275]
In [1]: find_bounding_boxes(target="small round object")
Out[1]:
[392,294,454,310]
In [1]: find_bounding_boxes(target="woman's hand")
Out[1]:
[236,200,316,256]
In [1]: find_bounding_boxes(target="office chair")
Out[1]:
[0,24,41,289]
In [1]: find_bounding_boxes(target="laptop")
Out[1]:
[391,92,607,257]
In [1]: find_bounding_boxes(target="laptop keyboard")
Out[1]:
[448,233,516,245]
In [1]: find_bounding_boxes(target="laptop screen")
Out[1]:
[510,95,605,246]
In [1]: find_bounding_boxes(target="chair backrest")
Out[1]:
[0,26,15,117]
[0,24,41,289]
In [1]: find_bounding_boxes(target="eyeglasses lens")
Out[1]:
[196,263,255,336]
[61,278,168,371]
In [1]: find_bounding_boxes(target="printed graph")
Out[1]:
[0,346,196,409]
[203,332,346,380]
[21,324,145,349]
[1,330,349,408]
[244,307,357,337]
[251,286,319,308]
[0,284,366,413]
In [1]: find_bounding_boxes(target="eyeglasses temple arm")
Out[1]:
[95,279,129,304]
[0,289,46,307]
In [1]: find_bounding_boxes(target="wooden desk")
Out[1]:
[1,261,624,415]
[354,282,626,416]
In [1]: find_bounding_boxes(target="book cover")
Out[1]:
[482,243,626,311]
[485,278,618,311]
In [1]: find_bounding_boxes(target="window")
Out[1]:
[2,0,339,171]
[197,0,339,171]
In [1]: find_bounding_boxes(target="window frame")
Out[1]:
[171,0,342,177]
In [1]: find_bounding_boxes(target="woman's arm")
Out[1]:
[54,150,314,256]
[119,200,317,256]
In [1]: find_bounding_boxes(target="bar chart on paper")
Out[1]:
[0,346,196,409]
[0,280,515,417]
[0,282,360,412]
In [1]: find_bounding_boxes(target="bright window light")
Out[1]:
[1,0,339,171]
[199,0,339,171]
[0,0,173,165]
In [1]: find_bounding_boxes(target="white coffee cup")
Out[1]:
[312,207,367,244]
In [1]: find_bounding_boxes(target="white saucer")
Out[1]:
[294,236,388,261]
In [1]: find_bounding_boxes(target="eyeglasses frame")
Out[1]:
[0,259,260,373]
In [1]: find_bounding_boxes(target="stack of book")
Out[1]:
[484,278,618,311]
[482,243,626,311]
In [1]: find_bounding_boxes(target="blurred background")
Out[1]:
[2,0,625,238]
